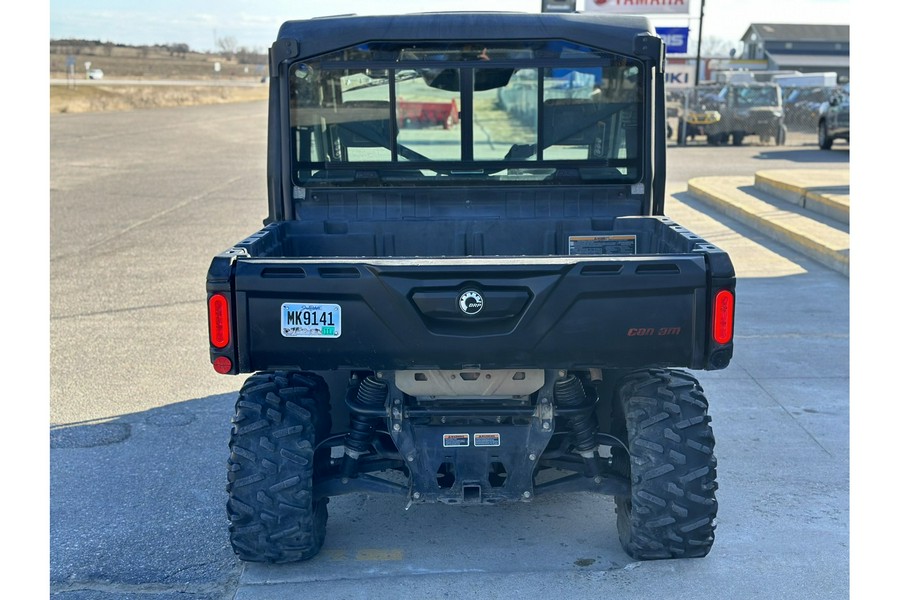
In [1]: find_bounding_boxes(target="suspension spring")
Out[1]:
[555,375,598,451]
[554,375,603,477]
[342,375,389,478]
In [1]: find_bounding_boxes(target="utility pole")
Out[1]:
[694,0,706,85]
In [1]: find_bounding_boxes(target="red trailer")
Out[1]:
[397,98,459,129]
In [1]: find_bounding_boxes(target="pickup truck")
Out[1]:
[818,83,850,150]
[207,11,736,564]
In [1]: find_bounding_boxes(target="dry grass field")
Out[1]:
[50,83,268,114]
[50,40,269,113]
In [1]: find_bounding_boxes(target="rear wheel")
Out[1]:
[612,369,718,560]
[227,371,332,563]
[818,120,833,149]
[707,132,728,146]
[676,120,687,145]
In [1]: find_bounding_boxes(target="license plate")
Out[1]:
[281,303,342,338]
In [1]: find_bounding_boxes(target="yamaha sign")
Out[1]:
[585,0,691,15]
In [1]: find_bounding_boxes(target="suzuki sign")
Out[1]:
[585,0,691,15]
[664,63,694,88]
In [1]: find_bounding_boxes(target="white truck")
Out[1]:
[772,72,838,88]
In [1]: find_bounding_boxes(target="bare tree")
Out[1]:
[705,35,743,58]
[689,35,743,59]
[216,35,238,59]
[235,46,266,65]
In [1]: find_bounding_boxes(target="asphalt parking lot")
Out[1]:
[45,101,853,599]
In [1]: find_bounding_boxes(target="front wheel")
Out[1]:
[612,369,718,560]
[226,371,332,563]
[776,123,787,146]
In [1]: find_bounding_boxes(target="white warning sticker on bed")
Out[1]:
[443,433,470,447]
[568,235,637,256]
[474,433,501,447]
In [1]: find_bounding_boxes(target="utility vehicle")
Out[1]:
[677,82,786,146]
[207,11,735,563]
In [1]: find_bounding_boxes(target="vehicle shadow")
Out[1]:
[50,393,242,596]
[752,147,849,163]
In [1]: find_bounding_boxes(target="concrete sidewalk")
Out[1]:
[687,168,850,276]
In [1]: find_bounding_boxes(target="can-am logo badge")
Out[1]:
[458,290,484,315]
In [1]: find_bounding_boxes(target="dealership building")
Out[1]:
[738,23,850,81]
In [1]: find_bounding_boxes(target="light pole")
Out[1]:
[694,0,706,85]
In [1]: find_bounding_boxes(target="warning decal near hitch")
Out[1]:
[443,433,470,447]
[474,433,501,447]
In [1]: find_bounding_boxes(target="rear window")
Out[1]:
[288,40,644,186]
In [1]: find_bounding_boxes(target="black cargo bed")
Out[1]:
[208,216,733,373]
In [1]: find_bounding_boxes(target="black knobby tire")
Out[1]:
[818,120,833,150]
[612,369,718,560]
[227,371,332,563]
[707,132,728,146]
[776,123,787,146]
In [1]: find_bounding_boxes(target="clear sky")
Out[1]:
[48,0,850,53]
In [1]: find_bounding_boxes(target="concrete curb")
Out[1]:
[687,174,849,276]
[754,169,850,225]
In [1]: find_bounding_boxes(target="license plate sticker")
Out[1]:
[281,303,342,338]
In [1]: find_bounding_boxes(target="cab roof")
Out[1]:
[276,12,654,59]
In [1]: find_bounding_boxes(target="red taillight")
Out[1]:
[208,293,230,348]
[713,290,735,344]
[213,356,232,374]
